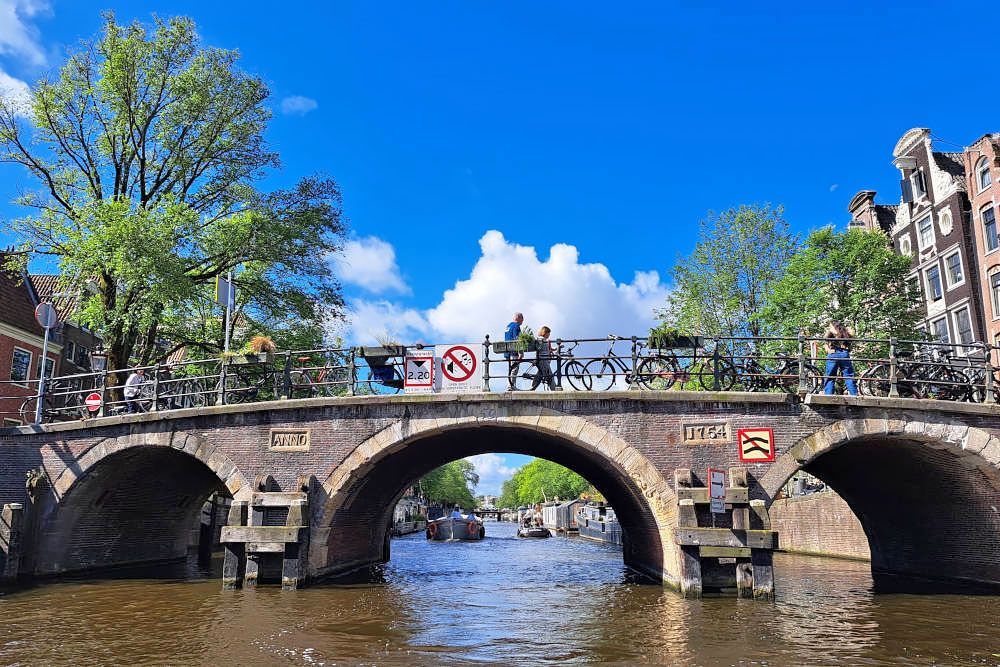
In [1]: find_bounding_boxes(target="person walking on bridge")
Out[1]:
[823,321,858,396]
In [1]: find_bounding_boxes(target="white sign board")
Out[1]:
[85,392,102,413]
[708,468,726,514]
[403,349,435,393]
[215,275,235,308]
[435,344,481,393]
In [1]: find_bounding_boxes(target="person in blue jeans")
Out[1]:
[823,321,858,395]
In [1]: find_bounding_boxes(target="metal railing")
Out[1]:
[2,335,998,425]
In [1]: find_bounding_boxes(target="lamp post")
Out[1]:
[90,345,109,417]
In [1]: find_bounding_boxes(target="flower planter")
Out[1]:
[228,351,275,365]
[359,345,406,368]
[492,339,545,354]
[647,334,704,350]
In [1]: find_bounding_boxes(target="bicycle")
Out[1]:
[582,335,637,391]
[735,349,820,394]
[288,353,353,398]
[19,378,89,423]
[633,338,738,391]
[507,341,590,391]
[860,346,971,401]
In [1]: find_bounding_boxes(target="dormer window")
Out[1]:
[912,170,927,198]
[978,156,992,191]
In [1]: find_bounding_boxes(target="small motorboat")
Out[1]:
[426,516,485,541]
[517,525,551,538]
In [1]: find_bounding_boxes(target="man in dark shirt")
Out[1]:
[504,312,523,359]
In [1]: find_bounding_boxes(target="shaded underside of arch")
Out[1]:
[32,446,229,576]
[316,425,667,583]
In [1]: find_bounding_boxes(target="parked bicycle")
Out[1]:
[860,346,971,401]
[734,348,820,394]
[288,353,352,398]
[507,340,590,391]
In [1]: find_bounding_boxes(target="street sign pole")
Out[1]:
[224,270,233,355]
[34,323,51,424]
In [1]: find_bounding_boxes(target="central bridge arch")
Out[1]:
[312,407,679,584]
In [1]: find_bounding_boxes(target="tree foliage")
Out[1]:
[661,204,797,338]
[0,13,346,370]
[497,459,590,508]
[760,227,924,342]
[419,460,478,509]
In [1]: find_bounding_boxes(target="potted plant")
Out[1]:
[359,335,406,368]
[231,335,277,364]
[647,325,703,350]
[492,326,537,354]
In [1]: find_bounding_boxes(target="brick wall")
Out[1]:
[770,491,870,560]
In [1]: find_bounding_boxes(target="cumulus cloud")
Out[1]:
[280,95,318,116]
[0,0,49,66]
[333,236,411,295]
[342,230,669,345]
[466,453,516,495]
[0,67,30,111]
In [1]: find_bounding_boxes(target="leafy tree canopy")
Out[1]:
[659,204,797,339]
[419,460,478,510]
[0,13,346,370]
[497,459,590,508]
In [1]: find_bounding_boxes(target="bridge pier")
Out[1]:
[673,468,777,599]
[0,503,24,582]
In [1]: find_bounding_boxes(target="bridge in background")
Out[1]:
[1,389,999,599]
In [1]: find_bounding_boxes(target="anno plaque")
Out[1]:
[681,421,731,445]
[269,428,310,451]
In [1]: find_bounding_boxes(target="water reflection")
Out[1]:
[1,522,999,665]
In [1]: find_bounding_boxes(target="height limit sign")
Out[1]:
[435,344,481,393]
[404,349,435,394]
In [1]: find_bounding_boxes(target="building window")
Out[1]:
[985,207,999,252]
[926,265,943,301]
[912,170,927,198]
[916,215,934,249]
[907,275,922,300]
[10,348,32,385]
[899,236,912,255]
[74,345,90,369]
[930,317,949,344]
[992,272,1000,318]
[953,308,974,345]
[938,209,953,236]
[39,357,55,379]
[3,418,21,427]
[978,157,992,191]
[944,251,964,287]
[64,341,76,364]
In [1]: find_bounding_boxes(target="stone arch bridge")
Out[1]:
[0,391,998,599]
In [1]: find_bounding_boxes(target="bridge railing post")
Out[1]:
[982,342,995,403]
[218,360,228,406]
[554,338,563,390]
[150,366,160,412]
[99,368,109,417]
[796,334,808,397]
[483,335,491,392]
[281,352,292,400]
[888,338,900,398]
[630,336,639,390]
[712,338,721,391]
[348,347,356,396]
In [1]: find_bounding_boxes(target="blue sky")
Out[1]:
[2,1,997,492]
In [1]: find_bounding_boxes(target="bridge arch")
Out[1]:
[313,406,678,584]
[31,431,251,576]
[760,414,1000,591]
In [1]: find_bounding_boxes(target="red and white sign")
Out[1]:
[708,468,726,514]
[435,344,481,393]
[738,428,775,463]
[84,392,103,413]
[404,349,435,393]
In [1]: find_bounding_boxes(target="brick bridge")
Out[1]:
[1,391,999,598]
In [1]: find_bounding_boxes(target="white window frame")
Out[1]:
[952,306,975,346]
[10,347,32,387]
[978,156,992,192]
[943,250,965,289]
[938,209,953,236]
[916,214,935,250]
[39,356,55,379]
[984,205,999,253]
[925,264,944,302]
[930,316,950,344]
[990,271,1000,320]
[912,169,928,199]
[899,236,912,255]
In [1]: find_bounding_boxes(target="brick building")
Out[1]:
[27,274,102,376]
[0,258,61,425]
[849,127,983,347]
[963,134,1000,348]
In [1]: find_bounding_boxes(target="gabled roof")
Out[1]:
[28,274,79,320]
[874,204,899,233]
[0,254,44,338]
[933,151,967,185]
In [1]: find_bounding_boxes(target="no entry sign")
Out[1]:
[403,350,435,393]
[84,392,103,413]
[435,344,481,393]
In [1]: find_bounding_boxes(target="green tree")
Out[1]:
[661,204,798,338]
[0,14,346,371]
[497,459,590,507]
[419,460,478,509]
[761,227,923,342]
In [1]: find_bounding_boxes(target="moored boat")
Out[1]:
[517,526,551,538]
[426,516,485,541]
[576,503,622,546]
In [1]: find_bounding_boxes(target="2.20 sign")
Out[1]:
[404,350,434,394]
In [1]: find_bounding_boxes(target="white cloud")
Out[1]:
[280,95,318,116]
[342,230,669,346]
[0,67,30,112]
[466,453,516,495]
[333,236,410,295]
[0,0,49,67]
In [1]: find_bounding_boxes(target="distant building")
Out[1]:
[963,134,1000,348]
[28,274,102,376]
[848,128,983,347]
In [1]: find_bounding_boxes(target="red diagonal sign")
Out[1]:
[442,345,476,382]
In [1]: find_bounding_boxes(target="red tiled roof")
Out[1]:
[0,254,44,338]
[28,274,79,320]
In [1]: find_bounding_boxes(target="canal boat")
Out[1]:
[517,526,551,538]
[576,503,622,546]
[425,516,485,541]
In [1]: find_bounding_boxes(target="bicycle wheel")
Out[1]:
[508,360,541,391]
[562,359,592,391]
[288,370,316,399]
[366,366,403,395]
[179,378,208,408]
[223,371,252,403]
[923,367,969,401]
[635,355,679,390]
[695,357,737,391]
[583,359,618,392]
[858,363,890,397]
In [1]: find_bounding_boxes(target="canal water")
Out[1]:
[1,521,998,665]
